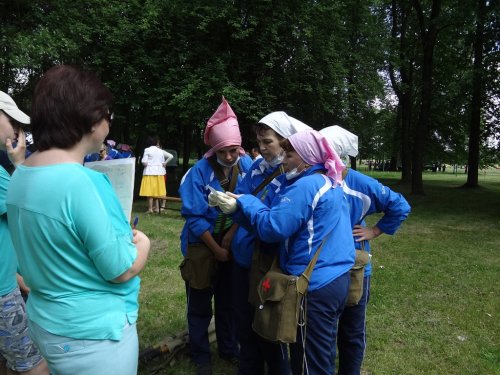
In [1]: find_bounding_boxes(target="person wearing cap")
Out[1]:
[179,97,252,375]
[213,129,355,375]
[320,125,411,375]
[229,111,311,375]
[6,66,151,375]
[0,91,49,374]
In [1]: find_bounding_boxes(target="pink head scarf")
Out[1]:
[203,97,244,158]
[288,129,345,186]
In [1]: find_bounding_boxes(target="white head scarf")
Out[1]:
[319,125,358,159]
[258,111,312,138]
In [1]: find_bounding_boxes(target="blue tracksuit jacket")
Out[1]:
[233,165,355,291]
[231,158,286,268]
[179,155,253,255]
[343,169,411,276]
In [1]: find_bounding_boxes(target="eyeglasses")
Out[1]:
[104,110,114,126]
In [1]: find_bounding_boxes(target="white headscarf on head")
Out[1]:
[319,125,358,161]
[258,111,312,138]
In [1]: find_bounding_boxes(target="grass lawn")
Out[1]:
[135,168,500,375]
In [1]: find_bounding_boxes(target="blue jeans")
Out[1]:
[290,272,349,375]
[28,320,138,375]
[337,275,371,375]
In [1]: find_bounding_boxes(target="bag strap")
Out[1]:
[296,233,331,294]
[252,165,285,196]
[266,230,332,295]
[252,165,285,251]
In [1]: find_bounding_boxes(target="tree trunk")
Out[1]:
[400,86,413,183]
[350,156,357,171]
[389,0,413,183]
[464,0,485,188]
[411,0,441,195]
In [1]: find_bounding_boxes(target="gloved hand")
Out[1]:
[217,193,238,214]
[208,191,220,207]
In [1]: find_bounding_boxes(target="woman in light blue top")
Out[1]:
[6,65,151,375]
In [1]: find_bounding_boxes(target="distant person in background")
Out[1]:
[83,151,99,163]
[320,125,411,375]
[6,65,150,375]
[98,143,112,161]
[105,139,123,159]
[139,135,173,214]
[117,143,133,158]
[250,146,262,160]
[0,90,49,375]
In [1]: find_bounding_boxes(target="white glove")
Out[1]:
[208,191,219,207]
[217,193,237,214]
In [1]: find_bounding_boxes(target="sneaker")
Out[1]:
[196,363,212,375]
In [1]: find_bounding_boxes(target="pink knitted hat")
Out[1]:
[288,129,345,186]
[203,97,244,158]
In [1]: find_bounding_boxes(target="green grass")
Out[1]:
[135,170,500,375]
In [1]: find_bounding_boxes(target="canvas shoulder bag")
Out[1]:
[346,241,371,306]
[252,234,329,344]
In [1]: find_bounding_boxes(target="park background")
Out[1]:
[1,1,498,374]
[135,167,499,375]
[1,0,498,195]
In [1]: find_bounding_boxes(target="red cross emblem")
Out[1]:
[262,278,271,293]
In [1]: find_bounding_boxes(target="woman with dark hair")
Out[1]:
[6,65,151,375]
[213,129,355,375]
[139,135,173,214]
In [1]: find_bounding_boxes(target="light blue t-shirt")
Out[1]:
[7,163,139,341]
[0,166,17,296]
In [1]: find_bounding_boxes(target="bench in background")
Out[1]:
[155,196,182,212]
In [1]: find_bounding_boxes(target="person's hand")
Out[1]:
[218,193,238,214]
[221,224,238,250]
[352,225,383,242]
[6,128,26,167]
[132,229,149,245]
[16,273,30,295]
[212,245,230,262]
[208,191,219,207]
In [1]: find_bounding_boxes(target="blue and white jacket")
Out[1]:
[231,158,286,268]
[343,169,411,276]
[179,155,253,256]
[233,164,355,291]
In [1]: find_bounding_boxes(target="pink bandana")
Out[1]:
[288,130,345,186]
[203,97,244,158]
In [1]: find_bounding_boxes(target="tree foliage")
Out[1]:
[0,0,497,185]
